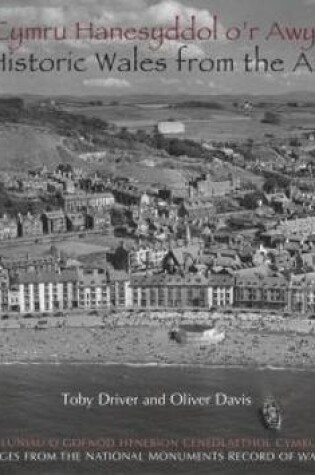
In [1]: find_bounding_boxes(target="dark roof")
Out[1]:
[235,274,288,287]
[13,269,78,285]
[43,210,65,219]
[130,273,233,287]
[107,269,130,282]
[130,274,209,287]
[208,274,234,286]
[168,245,200,265]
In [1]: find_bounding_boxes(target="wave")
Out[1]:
[0,360,314,373]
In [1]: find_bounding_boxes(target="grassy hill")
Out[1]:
[0,124,78,171]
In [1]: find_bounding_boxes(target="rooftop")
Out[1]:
[12,269,78,285]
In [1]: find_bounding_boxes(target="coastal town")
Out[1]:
[3,4,315,475]
[0,95,314,365]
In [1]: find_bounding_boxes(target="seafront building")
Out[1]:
[288,273,315,313]
[130,274,233,310]
[130,274,211,309]
[78,268,110,310]
[5,268,315,315]
[234,274,288,311]
[2,259,315,315]
[9,269,79,313]
[3,265,132,314]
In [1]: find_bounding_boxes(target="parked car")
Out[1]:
[35,320,48,330]
[23,313,34,319]
[54,311,65,318]
[89,310,99,317]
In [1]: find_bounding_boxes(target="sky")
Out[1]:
[0,0,315,96]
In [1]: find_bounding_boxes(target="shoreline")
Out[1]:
[0,360,314,372]
[0,312,314,370]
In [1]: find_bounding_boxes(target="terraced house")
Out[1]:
[5,267,131,313]
[62,192,115,213]
[3,261,315,315]
[42,210,67,234]
[17,212,43,238]
[9,269,79,313]
[130,273,233,310]
[0,215,18,240]
[234,274,288,311]
[288,273,315,314]
[77,268,110,310]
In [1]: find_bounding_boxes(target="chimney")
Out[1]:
[189,185,194,200]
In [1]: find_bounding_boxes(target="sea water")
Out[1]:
[0,364,313,474]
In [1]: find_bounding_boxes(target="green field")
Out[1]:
[65,102,314,142]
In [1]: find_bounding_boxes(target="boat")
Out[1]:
[260,397,282,430]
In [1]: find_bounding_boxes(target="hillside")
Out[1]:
[0,124,77,171]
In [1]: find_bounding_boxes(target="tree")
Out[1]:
[111,208,126,226]
[289,137,301,147]
[263,177,279,194]
[135,129,148,142]
[56,163,73,174]
[261,111,280,125]
[242,192,267,210]
[263,176,289,194]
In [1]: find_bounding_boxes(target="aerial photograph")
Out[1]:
[0,0,314,474]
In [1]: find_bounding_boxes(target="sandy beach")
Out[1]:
[0,312,314,369]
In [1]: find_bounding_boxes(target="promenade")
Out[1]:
[0,311,314,369]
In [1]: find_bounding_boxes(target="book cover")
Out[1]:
[0,0,314,474]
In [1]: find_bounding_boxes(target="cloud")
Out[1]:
[0,1,220,32]
[141,1,218,30]
[0,0,222,55]
[0,6,65,23]
[83,78,131,88]
[159,41,205,58]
